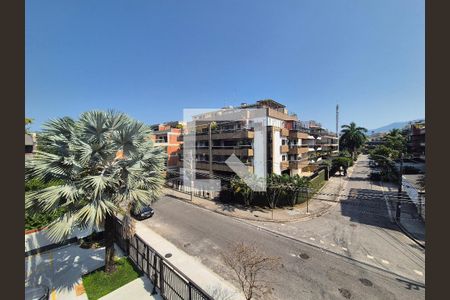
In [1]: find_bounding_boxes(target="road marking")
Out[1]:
[290,253,297,257]
[309,237,316,241]
[367,255,374,259]
[379,181,394,221]
[342,247,348,251]
[414,270,423,276]
[330,243,336,247]
[382,259,390,265]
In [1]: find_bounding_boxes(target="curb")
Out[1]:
[25,226,48,235]
[394,218,426,249]
[378,181,426,250]
[164,185,339,224]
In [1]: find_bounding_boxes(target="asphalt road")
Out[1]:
[142,198,425,298]
[250,155,425,283]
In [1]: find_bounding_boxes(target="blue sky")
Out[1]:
[26,0,424,132]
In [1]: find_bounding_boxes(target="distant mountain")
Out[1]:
[369,119,424,135]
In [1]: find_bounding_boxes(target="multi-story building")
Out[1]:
[25,133,37,160]
[150,121,184,170]
[406,121,425,161]
[178,100,337,179]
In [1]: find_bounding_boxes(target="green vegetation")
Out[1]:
[25,110,166,273]
[308,169,326,195]
[331,157,353,175]
[229,173,311,208]
[382,129,407,159]
[25,208,66,231]
[82,257,142,300]
[25,117,33,133]
[25,179,65,230]
[339,122,368,160]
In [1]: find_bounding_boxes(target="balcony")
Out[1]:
[194,130,255,141]
[196,147,254,156]
[289,131,309,139]
[280,145,289,153]
[289,147,309,155]
[195,161,253,173]
[289,158,310,169]
[280,161,289,170]
[281,128,289,137]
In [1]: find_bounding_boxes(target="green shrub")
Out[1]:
[25,178,63,192]
[25,208,66,231]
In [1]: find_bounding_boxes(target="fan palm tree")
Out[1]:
[25,111,166,273]
[340,122,368,159]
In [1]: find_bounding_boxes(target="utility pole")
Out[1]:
[336,104,339,153]
[396,153,404,221]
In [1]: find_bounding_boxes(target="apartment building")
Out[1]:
[25,133,37,160]
[406,120,425,161]
[150,121,184,170]
[179,100,337,179]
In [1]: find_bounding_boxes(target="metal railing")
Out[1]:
[113,218,213,300]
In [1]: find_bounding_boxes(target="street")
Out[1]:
[250,155,425,282]
[142,157,425,300]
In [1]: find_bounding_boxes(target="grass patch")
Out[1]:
[82,257,142,300]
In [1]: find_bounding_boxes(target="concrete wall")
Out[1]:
[272,130,282,175]
[25,227,95,253]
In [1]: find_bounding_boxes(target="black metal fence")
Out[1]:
[113,218,213,300]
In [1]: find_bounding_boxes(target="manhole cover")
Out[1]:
[165,253,172,258]
[338,288,351,299]
[359,278,373,287]
[299,253,310,260]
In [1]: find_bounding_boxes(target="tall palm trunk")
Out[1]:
[104,213,116,273]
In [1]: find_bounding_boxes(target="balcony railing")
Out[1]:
[289,158,309,169]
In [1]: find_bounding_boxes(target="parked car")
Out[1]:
[25,285,49,300]
[131,205,154,220]
[369,170,381,181]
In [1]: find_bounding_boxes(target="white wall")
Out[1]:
[25,227,96,253]
[272,130,282,175]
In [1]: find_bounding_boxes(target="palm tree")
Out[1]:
[383,128,406,155]
[340,122,368,159]
[25,111,166,273]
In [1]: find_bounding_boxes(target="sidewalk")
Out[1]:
[380,181,426,248]
[164,167,353,223]
[100,277,163,300]
[135,222,243,299]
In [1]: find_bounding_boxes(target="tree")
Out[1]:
[332,157,352,175]
[289,175,310,207]
[383,129,406,157]
[25,110,165,273]
[221,241,281,300]
[265,174,283,209]
[340,122,368,160]
[25,117,33,133]
[231,176,253,206]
